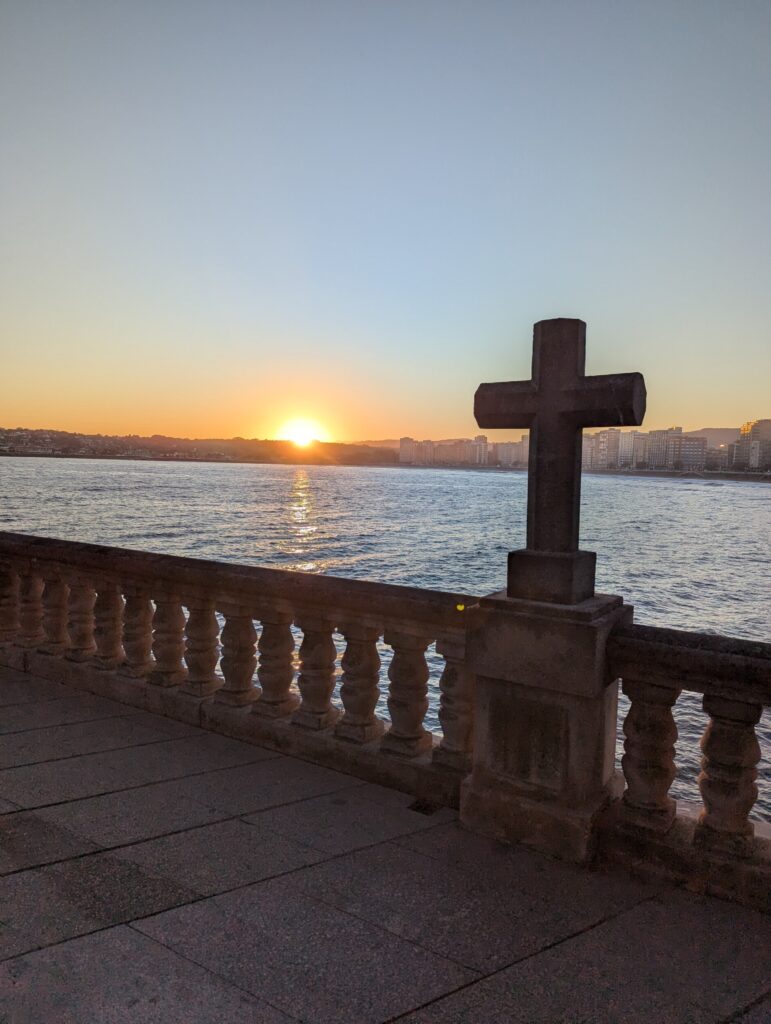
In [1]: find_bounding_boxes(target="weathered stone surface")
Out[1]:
[0,733,271,807]
[463,593,628,861]
[0,692,140,735]
[393,821,660,910]
[734,995,771,1023]
[0,711,199,768]
[0,810,100,874]
[0,851,196,959]
[117,818,325,895]
[286,839,650,973]
[244,783,456,855]
[405,893,771,1024]
[0,668,71,705]
[144,756,363,817]
[135,879,475,1024]
[0,926,292,1023]
[36,782,228,847]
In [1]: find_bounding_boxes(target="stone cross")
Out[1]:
[475,318,646,603]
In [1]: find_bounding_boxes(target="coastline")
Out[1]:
[0,450,769,484]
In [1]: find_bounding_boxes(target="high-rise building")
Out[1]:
[594,428,621,470]
[472,435,489,465]
[648,427,683,469]
[399,437,416,464]
[668,435,707,471]
[740,419,771,470]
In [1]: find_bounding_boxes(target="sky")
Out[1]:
[1,0,769,442]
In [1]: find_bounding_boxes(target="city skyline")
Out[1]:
[2,2,770,440]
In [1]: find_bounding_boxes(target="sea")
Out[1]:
[1,456,769,821]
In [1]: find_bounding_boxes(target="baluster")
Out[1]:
[151,595,187,686]
[41,575,69,654]
[216,607,257,705]
[120,590,154,677]
[335,623,383,743]
[253,612,299,717]
[65,578,97,661]
[0,567,20,643]
[182,600,221,697]
[93,581,125,670]
[381,630,432,757]
[695,694,762,857]
[293,615,339,729]
[18,572,45,647]
[433,636,474,770]
[620,678,681,831]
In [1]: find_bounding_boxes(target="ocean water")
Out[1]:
[1,457,769,819]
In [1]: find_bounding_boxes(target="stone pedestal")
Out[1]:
[460,591,631,863]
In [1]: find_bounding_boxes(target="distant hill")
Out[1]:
[355,439,401,450]
[685,428,740,447]
[0,426,398,466]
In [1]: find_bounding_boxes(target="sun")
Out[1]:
[277,418,330,447]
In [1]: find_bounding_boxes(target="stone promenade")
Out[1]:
[1,665,769,1024]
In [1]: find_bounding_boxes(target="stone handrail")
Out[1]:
[0,532,477,802]
[608,623,771,858]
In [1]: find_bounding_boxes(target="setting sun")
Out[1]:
[277,418,330,447]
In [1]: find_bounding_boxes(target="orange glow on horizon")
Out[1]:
[275,418,331,447]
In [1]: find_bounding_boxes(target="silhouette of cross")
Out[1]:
[475,318,646,602]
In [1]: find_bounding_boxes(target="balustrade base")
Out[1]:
[432,747,473,773]
[148,670,187,688]
[693,819,755,859]
[335,718,385,744]
[460,770,621,864]
[292,706,341,731]
[621,795,677,834]
[598,800,771,913]
[380,730,433,759]
[251,694,301,719]
[214,688,259,707]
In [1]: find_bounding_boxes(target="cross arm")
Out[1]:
[474,381,538,429]
[571,372,646,427]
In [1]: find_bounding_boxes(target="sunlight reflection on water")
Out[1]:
[1,457,769,819]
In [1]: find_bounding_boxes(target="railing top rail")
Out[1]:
[609,622,771,705]
[0,531,476,634]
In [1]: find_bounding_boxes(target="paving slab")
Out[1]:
[0,669,71,706]
[735,994,771,1023]
[0,732,275,807]
[136,876,476,1024]
[0,925,292,1023]
[0,850,197,960]
[0,710,201,768]
[286,839,654,973]
[148,754,365,816]
[0,797,19,813]
[394,820,663,910]
[35,779,230,846]
[116,818,327,895]
[0,693,139,735]
[398,891,771,1024]
[244,782,457,855]
[0,810,100,874]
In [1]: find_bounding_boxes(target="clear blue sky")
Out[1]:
[1,0,769,439]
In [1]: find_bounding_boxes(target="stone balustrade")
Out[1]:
[1,530,769,908]
[606,623,771,905]
[0,532,475,805]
